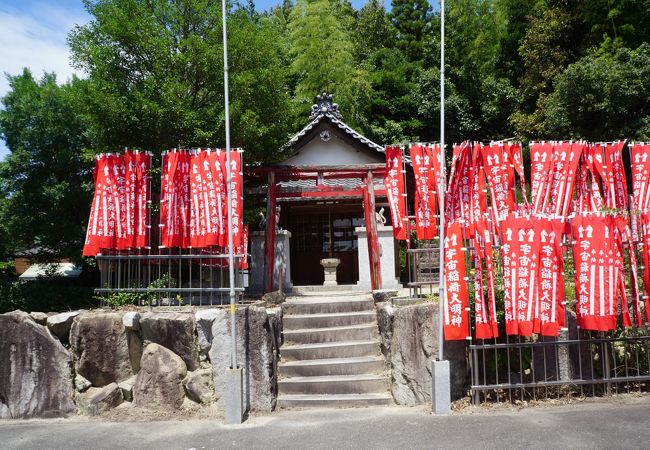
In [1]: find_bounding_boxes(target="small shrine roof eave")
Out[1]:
[282,112,385,155]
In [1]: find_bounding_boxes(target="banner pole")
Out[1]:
[437,0,446,363]
[432,0,451,415]
[222,0,243,424]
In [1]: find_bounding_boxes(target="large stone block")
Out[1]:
[0,311,75,418]
[140,312,200,371]
[207,307,276,412]
[389,303,468,405]
[76,383,123,416]
[46,311,81,341]
[133,343,188,409]
[183,368,215,404]
[70,312,136,387]
[376,302,395,359]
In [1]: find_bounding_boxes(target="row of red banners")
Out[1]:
[83,151,151,256]
[84,149,245,259]
[160,149,243,249]
[384,140,650,340]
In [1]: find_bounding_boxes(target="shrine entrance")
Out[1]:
[244,93,402,294]
[283,203,364,286]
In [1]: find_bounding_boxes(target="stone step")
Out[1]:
[281,340,380,361]
[290,286,365,294]
[282,296,375,315]
[278,374,390,395]
[283,323,378,345]
[279,356,386,377]
[283,311,377,330]
[277,393,393,409]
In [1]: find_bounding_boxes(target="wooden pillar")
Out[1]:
[263,171,276,293]
[364,170,382,290]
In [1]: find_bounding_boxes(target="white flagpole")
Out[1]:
[222,0,243,425]
[222,0,237,373]
[432,0,451,415]
[437,0,446,363]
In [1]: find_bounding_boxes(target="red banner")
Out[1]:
[134,152,151,248]
[536,218,566,336]
[550,141,583,217]
[640,213,650,323]
[190,150,211,247]
[385,146,406,240]
[468,143,488,238]
[447,142,471,227]
[222,150,244,247]
[443,222,470,340]
[160,150,191,248]
[631,143,650,212]
[604,141,627,210]
[507,141,527,201]
[501,215,541,336]
[530,142,554,213]
[481,142,514,223]
[473,221,499,339]
[83,155,115,256]
[572,214,628,331]
[410,144,438,239]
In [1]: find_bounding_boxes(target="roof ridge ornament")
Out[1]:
[309,93,343,121]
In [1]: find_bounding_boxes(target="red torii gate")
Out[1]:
[245,164,386,293]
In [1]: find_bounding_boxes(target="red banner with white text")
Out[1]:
[410,144,438,239]
[443,222,470,340]
[385,146,406,240]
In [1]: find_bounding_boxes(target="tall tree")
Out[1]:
[390,0,431,62]
[289,0,371,128]
[353,0,396,62]
[0,71,92,258]
[510,6,578,137]
[69,0,293,163]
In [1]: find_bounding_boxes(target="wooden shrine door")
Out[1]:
[285,205,363,286]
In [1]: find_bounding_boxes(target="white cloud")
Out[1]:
[0,2,89,159]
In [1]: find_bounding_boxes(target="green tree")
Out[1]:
[577,0,650,50]
[353,0,396,62]
[289,0,371,127]
[390,0,431,62]
[542,43,650,141]
[366,48,421,143]
[510,6,577,137]
[69,0,293,163]
[0,70,93,258]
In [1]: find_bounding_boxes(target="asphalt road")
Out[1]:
[2,398,649,450]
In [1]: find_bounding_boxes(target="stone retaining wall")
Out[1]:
[376,302,469,406]
[0,307,280,419]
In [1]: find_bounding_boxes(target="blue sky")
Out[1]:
[0,0,396,160]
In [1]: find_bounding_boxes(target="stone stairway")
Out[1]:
[277,292,393,408]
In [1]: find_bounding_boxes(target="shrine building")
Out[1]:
[245,94,403,294]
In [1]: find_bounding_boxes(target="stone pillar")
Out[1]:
[247,230,293,295]
[355,225,400,291]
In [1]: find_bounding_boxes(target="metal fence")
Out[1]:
[406,239,650,405]
[407,241,440,298]
[95,250,246,307]
[469,332,650,404]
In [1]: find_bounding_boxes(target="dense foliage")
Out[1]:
[0,0,649,268]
